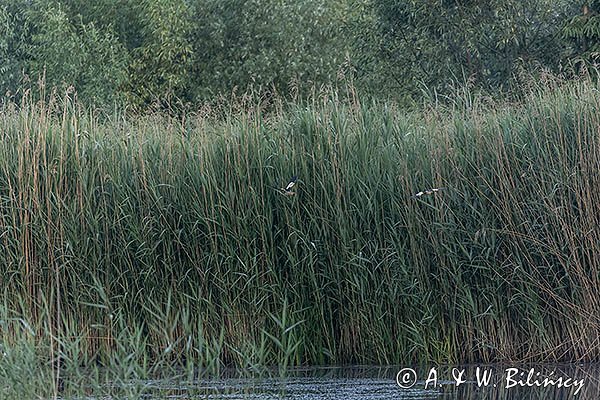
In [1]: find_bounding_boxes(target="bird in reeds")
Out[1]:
[284,176,298,191]
[411,187,444,199]
[273,176,298,196]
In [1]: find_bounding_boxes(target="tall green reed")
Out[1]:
[1,80,600,378]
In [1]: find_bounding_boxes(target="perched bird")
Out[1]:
[284,176,298,192]
[411,187,444,199]
[273,176,298,196]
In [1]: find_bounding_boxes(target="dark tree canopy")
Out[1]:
[0,0,594,109]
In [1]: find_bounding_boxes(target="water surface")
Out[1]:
[100,364,600,399]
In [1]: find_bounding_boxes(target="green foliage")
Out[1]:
[0,0,597,109]
[0,0,32,97]
[189,0,347,99]
[126,0,193,108]
[356,0,577,100]
[60,0,145,50]
[563,2,600,65]
[28,3,129,106]
[3,81,600,367]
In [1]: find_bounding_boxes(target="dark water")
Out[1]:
[111,364,600,399]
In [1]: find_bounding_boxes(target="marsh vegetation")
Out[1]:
[2,77,600,396]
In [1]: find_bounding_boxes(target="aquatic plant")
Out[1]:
[1,78,600,397]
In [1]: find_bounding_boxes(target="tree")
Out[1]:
[126,0,193,108]
[27,3,129,106]
[60,0,145,51]
[189,0,347,100]
[563,2,600,66]
[0,0,32,97]
[352,0,577,100]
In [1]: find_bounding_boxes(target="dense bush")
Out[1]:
[353,0,579,101]
[0,0,31,97]
[189,0,347,100]
[0,1,596,112]
[563,1,600,66]
[126,0,193,107]
[28,4,129,105]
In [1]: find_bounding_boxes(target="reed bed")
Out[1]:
[1,81,600,395]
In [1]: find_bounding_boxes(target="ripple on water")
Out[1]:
[71,364,600,400]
